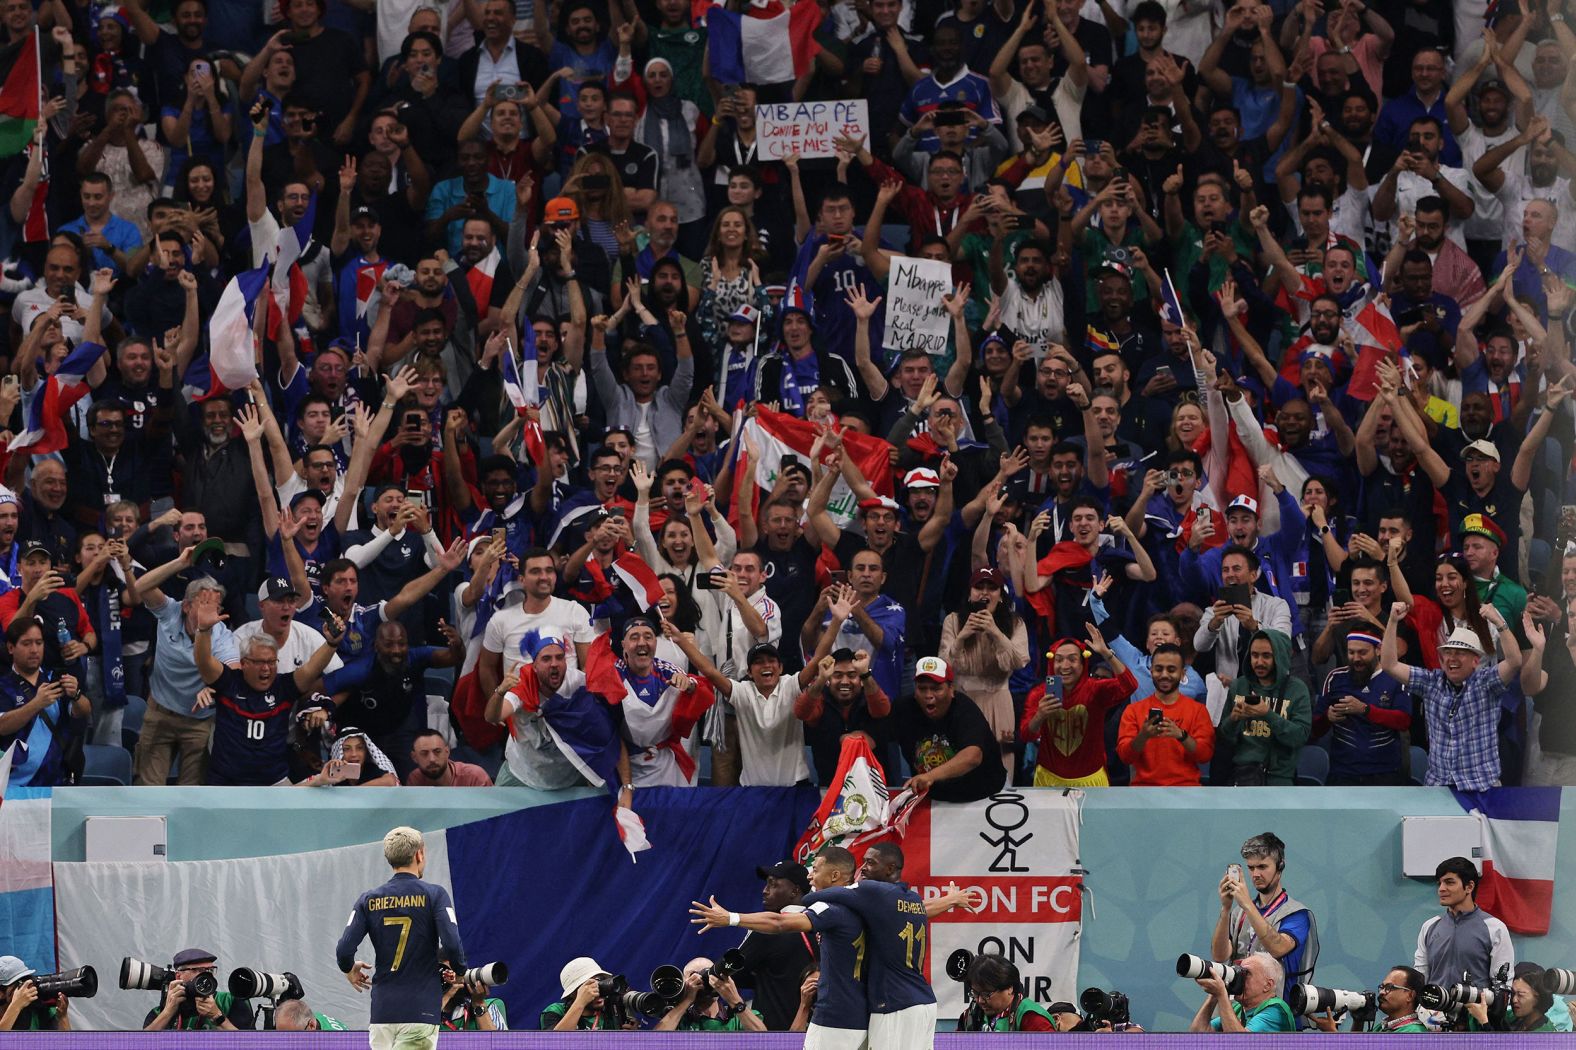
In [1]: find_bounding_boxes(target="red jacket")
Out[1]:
[1020,663,1138,780]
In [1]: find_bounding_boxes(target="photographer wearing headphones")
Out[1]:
[0,957,68,1031]
[958,954,1056,1032]
[143,948,253,1031]
[1211,833,1318,996]
[1311,967,1427,1033]
[1188,952,1296,1033]
[439,965,506,1030]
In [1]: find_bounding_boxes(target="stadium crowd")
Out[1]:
[0,0,1570,799]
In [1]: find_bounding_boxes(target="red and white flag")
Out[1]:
[1345,287,1404,402]
[1454,788,1561,935]
[737,406,893,527]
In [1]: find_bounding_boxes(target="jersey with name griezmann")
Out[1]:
[336,871,467,1024]
[803,881,936,1014]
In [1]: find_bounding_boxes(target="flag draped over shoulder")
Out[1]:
[705,0,822,85]
[0,31,40,158]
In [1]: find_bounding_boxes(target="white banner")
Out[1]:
[882,256,954,355]
[55,834,454,1031]
[907,791,1083,1019]
[756,99,870,160]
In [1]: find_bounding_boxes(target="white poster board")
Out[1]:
[882,255,954,355]
[756,99,870,160]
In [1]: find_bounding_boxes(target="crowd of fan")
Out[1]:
[0,0,1572,796]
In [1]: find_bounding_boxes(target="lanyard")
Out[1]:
[1233,889,1287,951]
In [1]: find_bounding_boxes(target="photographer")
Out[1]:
[1187,952,1296,1033]
[958,954,1056,1032]
[654,957,767,1032]
[540,958,622,1031]
[439,965,506,1030]
[272,999,348,1031]
[142,949,253,1031]
[1211,833,1319,994]
[1465,963,1559,1033]
[1312,967,1426,1033]
[0,957,67,1031]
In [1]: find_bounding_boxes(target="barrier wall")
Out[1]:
[39,787,1576,1034]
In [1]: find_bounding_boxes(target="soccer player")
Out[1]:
[337,827,467,1050]
[691,849,975,1048]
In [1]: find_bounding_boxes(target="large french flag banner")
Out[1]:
[738,406,893,527]
[7,340,107,453]
[1454,787,1561,935]
[0,744,55,972]
[706,0,822,85]
[207,263,270,391]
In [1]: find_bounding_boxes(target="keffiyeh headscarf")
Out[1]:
[330,728,396,779]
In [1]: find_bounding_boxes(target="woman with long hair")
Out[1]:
[171,157,234,263]
[1167,396,1208,456]
[160,55,232,180]
[1399,554,1499,670]
[563,152,631,262]
[697,206,770,333]
[939,567,1029,773]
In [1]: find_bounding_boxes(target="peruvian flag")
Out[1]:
[704,0,822,85]
[736,406,893,527]
[1453,788,1561,935]
[9,340,107,453]
[1344,288,1405,402]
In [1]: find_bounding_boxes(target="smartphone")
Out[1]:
[1148,707,1163,724]
[339,761,361,781]
[934,110,967,127]
[1045,675,1064,702]
[405,489,424,506]
[1333,586,1352,608]
[403,410,425,430]
[1,374,18,393]
[1004,214,1029,231]
[490,527,506,545]
[1395,307,1423,328]
[582,174,611,190]
[696,570,725,590]
[1085,138,1103,154]
[191,59,212,79]
[1209,220,1231,237]
[1220,583,1252,608]
[1153,364,1174,380]
[828,232,847,245]
[1228,863,1243,883]
[830,569,849,586]
[608,506,626,518]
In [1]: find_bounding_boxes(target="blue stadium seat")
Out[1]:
[120,695,146,751]
[425,666,456,697]
[1295,746,1329,786]
[1409,745,1428,786]
[81,744,132,786]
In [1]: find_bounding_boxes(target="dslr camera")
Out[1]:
[27,966,98,1006]
[1421,963,1511,1028]
[1288,984,1375,1024]
[121,957,217,1018]
[697,949,745,987]
[1080,987,1132,1030]
[1177,954,1247,996]
[609,965,684,1026]
[229,969,304,1002]
[1543,968,1576,996]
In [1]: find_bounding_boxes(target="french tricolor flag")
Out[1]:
[8,340,107,453]
[207,263,270,391]
[267,197,314,338]
[502,325,547,464]
[1454,787,1561,935]
[705,0,822,86]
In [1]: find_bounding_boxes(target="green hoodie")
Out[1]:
[1219,629,1311,785]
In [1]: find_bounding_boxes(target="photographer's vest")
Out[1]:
[964,998,1055,1031]
[1230,889,1320,989]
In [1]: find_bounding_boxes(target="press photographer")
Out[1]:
[1183,953,1296,1033]
[1304,967,1426,1033]
[271,999,348,1031]
[131,949,254,1030]
[540,957,626,1031]
[1210,833,1318,993]
[952,952,1056,1032]
[654,956,767,1032]
[1463,964,1561,1033]
[440,963,508,1031]
[0,956,90,1031]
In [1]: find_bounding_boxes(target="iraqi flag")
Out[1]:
[736,405,892,527]
[1453,787,1561,935]
[0,30,40,158]
[706,0,822,86]
[207,263,270,391]
[8,340,107,453]
[1344,286,1404,402]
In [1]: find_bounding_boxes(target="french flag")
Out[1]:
[611,551,666,611]
[267,197,314,338]
[705,0,822,86]
[179,351,224,403]
[502,324,547,464]
[207,263,270,391]
[1160,268,1185,327]
[464,248,501,317]
[1454,788,1561,935]
[8,340,107,453]
[1344,285,1405,402]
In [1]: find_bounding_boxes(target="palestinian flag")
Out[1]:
[0,31,40,158]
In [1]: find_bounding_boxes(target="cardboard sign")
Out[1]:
[882,255,954,355]
[756,99,870,160]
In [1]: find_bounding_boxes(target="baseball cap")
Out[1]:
[915,656,953,683]
[756,860,811,894]
[728,304,760,326]
[747,641,781,665]
[543,196,580,223]
[902,467,941,490]
[969,567,1004,589]
[257,576,300,602]
[1226,495,1260,517]
[1017,104,1051,126]
[171,948,217,968]
[18,540,50,562]
[350,204,381,224]
[1438,626,1486,657]
[0,956,36,986]
[1463,439,1501,463]
[1460,512,1506,547]
[559,957,611,998]
[1477,78,1510,98]
[858,496,902,514]
[289,488,326,510]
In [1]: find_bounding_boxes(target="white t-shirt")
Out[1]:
[728,675,809,786]
[232,619,345,676]
[1496,171,1576,250]
[715,587,782,678]
[1457,123,1521,240]
[482,596,597,678]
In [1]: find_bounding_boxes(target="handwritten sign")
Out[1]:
[756,100,869,160]
[882,255,953,355]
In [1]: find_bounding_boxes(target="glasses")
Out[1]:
[94,418,125,428]
[1377,983,1402,994]
[240,656,273,666]
[1309,308,1341,319]
[1040,367,1071,378]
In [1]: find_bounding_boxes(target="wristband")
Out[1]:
[728,912,741,927]
[1282,80,1299,89]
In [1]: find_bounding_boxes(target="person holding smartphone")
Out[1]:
[1020,622,1137,787]
[1116,643,1214,785]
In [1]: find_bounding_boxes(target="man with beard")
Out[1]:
[539,0,622,123]
[1372,116,1475,241]
[127,0,240,111]
[1475,115,1576,252]
[377,258,456,369]
[456,0,551,112]
[177,396,263,581]
[1117,643,1214,785]
[10,243,107,345]
[367,403,480,544]
[0,490,21,589]
[1451,45,1534,274]
[66,400,153,525]
[324,620,462,780]
[1382,251,1461,367]
[331,171,389,351]
[607,616,714,787]
[347,137,430,268]
[1090,280,1165,396]
[308,540,464,661]
[1313,630,1410,785]
[425,139,514,258]
[123,234,211,338]
[407,729,493,786]
[453,216,513,339]
[252,97,340,261]
[738,493,818,672]
[990,239,1067,358]
[719,861,817,1032]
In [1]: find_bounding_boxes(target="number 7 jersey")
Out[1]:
[803,881,936,1014]
[336,871,467,1024]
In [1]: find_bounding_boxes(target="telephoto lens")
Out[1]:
[1287,984,1373,1017]
[1543,969,1576,997]
[619,989,669,1017]
[187,971,219,998]
[31,966,98,1004]
[945,949,974,983]
[1176,954,1246,996]
[1420,982,1493,1011]
[650,965,684,1001]
[711,948,746,981]
[228,969,303,1001]
[462,963,507,987]
[119,958,175,991]
[1080,987,1131,1027]
[596,973,628,999]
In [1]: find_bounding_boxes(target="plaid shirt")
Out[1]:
[1410,664,1507,791]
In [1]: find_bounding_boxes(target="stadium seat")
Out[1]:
[425,666,456,697]
[81,744,132,786]
[1294,746,1329,786]
[120,695,146,751]
[1409,746,1428,786]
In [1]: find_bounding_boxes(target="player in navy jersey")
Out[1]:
[337,827,467,1050]
[691,848,976,1047]
[191,603,341,786]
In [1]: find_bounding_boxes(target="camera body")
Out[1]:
[121,957,218,1016]
[1080,987,1131,1028]
[496,83,523,102]
[1421,964,1512,1028]
[1177,953,1247,996]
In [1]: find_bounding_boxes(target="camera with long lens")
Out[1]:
[1542,968,1576,997]
[945,949,973,984]
[1288,984,1375,1019]
[29,966,98,1006]
[1080,987,1131,1029]
[619,989,671,1018]
[1176,954,1246,996]
[1421,964,1512,1030]
[650,965,684,1001]
[460,962,508,988]
[121,957,218,1017]
[698,948,746,987]
[596,973,629,1000]
[229,969,304,1002]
